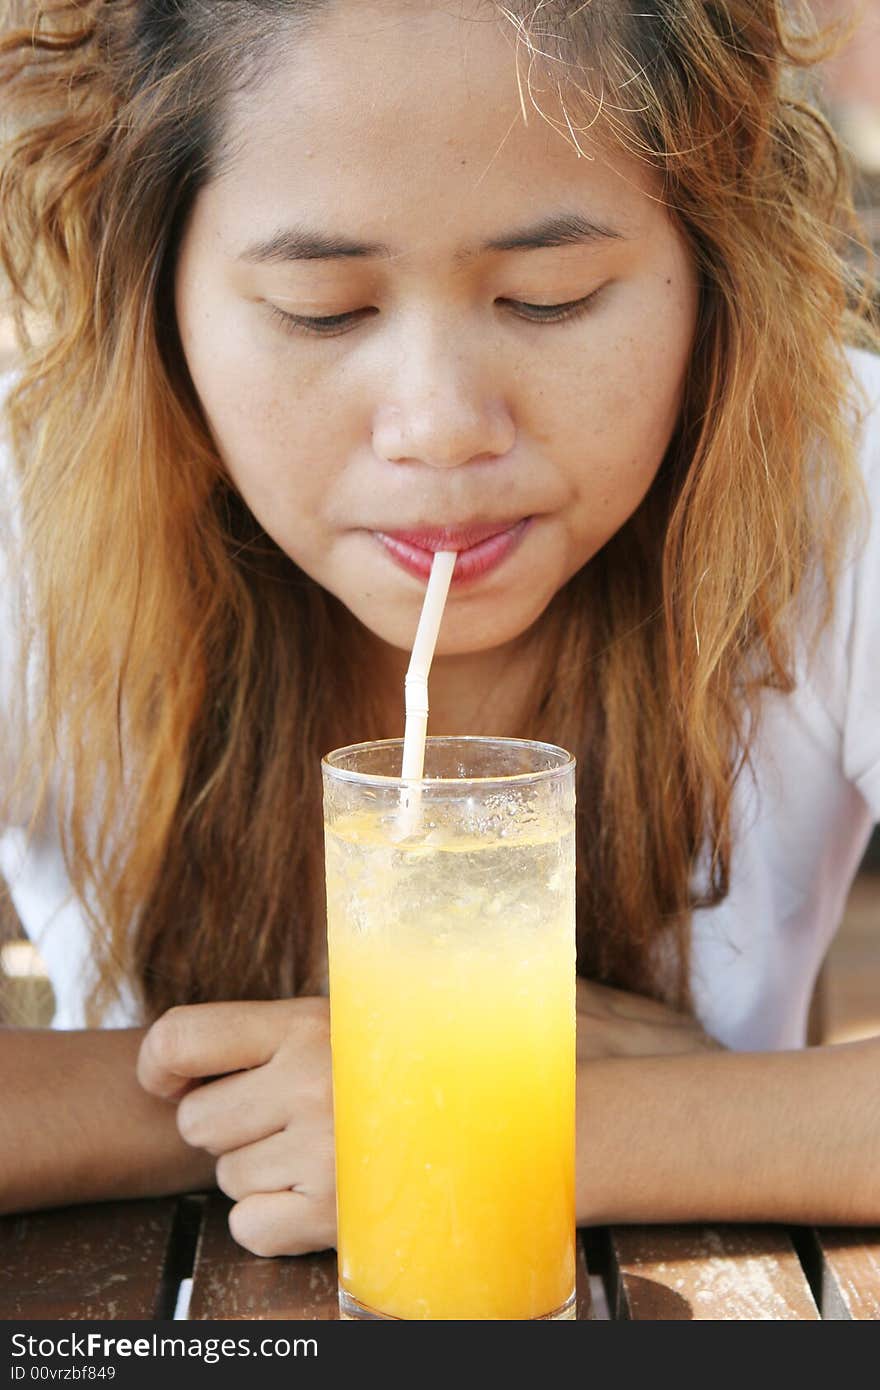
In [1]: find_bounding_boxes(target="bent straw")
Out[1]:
[396,549,457,839]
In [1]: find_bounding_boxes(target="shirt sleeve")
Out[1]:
[841,349,880,819]
[0,372,21,823]
[0,367,38,831]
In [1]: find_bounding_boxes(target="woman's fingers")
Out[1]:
[228,1188,337,1259]
[216,1130,293,1201]
[576,977,723,1059]
[174,1065,292,1155]
[137,998,327,1101]
[176,1027,336,1156]
[577,977,687,1024]
[215,1126,335,1204]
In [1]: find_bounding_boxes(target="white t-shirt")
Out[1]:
[2,350,879,1042]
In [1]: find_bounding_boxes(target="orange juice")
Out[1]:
[326,814,576,1320]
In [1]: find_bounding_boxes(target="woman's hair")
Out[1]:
[0,0,877,1023]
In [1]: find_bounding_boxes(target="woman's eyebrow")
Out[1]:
[236,211,626,266]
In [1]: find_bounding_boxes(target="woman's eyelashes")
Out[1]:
[264,286,606,338]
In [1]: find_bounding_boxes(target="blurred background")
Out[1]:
[1,0,879,1035]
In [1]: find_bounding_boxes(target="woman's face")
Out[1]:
[175,0,699,659]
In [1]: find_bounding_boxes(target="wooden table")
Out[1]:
[2,1196,879,1320]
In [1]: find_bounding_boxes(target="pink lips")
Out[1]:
[374,518,532,584]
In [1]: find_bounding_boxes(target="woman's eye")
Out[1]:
[503,289,604,323]
[266,305,373,337]
[266,287,604,338]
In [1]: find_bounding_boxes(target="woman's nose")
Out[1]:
[371,334,516,470]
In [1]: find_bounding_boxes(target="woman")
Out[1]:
[1,0,878,1256]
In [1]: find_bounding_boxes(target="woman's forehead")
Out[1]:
[222,1,550,161]
[208,3,662,256]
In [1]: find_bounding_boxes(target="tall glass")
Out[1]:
[322,736,576,1321]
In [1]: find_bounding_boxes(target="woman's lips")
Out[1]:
[373,517,532,585]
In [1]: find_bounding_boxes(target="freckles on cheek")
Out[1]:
[604,346,685,469]
[584,371,646,450]
[184,289,267,390]
[191,337,284,444]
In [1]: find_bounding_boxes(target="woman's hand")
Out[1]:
[135,983,718,1257]
[137,998,335,1258]
[577,979,724,1061]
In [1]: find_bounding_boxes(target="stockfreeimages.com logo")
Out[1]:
[11,1332,317,1368]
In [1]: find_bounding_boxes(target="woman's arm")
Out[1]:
[22,989,873,1241]
[0,1026,216,1214]
[577,1024,880,1226]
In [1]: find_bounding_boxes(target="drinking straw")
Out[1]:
[396,549,457,838]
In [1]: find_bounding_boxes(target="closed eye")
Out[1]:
[265,286,606,337]
[502,290,604,323]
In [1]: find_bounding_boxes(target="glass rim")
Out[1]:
[321,735,576,789]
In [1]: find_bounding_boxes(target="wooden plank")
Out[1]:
[608,1225,819,1320]
[0,1199,179,1319]
[809,1227,880,1319]
[188,1195,339,1320]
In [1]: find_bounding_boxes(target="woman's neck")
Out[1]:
[368,629,544,743]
